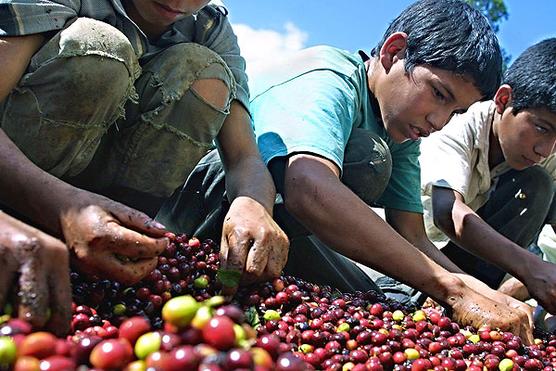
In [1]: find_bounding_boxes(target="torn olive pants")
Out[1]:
[1,18,235,214]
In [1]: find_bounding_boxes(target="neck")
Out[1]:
[365,58,383,122]
[366,59,378,95]
[488,110,504,169]
[122,0,166,40]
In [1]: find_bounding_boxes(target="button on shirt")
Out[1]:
[0,0,250,110]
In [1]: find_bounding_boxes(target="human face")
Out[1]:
[124,0,210,38]
[374,62,482,144]
[493,106,556,170]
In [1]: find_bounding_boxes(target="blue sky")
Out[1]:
[223,0,555,68]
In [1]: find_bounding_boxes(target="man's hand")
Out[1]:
[522,260,556,314]
[458,273,534,328]
[0,212,71,336]
[60,193,168,285]
[498,276,530,301]
[450,275,533,344]
[220,197,289,293]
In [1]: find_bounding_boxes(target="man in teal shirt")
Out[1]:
[252,46,422,216]
[164,0,533,338]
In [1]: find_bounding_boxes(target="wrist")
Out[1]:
[515,251,543,284]
[34,180,82,236]
[429,273,468,308]
[231,195,273,217]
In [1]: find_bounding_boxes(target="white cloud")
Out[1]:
[232,22,308,81]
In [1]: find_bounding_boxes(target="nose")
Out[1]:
[426,108,452,133]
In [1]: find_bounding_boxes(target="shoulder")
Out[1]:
[199,3,229,19]
[303,46,365,78]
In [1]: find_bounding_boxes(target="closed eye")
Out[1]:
[535,124,549,134]
[433,86,446,102]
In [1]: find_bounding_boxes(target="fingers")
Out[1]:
[17,249,50,328]
[220,232,251,274]
[245,239,269,277]
[102,226,167,259]
[266,244,288,277]
[109,204,167,238]
[79,251,159,285]
[0,246,17,311]
[518,314,534,345]
[219,232,251,297]
[45,240,72,336]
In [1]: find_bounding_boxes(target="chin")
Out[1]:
[509,161,529,171]
[385,127,407,144]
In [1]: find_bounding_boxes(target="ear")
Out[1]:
[493,84,513,114]
[379,32,408,72]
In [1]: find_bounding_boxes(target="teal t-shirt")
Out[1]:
[250,45,423,213]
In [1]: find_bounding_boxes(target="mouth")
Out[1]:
[408,125,430,140]
[522,156,538,167]
[154,2,186,15]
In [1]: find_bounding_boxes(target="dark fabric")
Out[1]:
[156,149,229,240]
[342,128,392,205]
[441,166,554,288]
[284,235,382,294]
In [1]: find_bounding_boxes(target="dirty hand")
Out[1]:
[451,284,533,345]
[220,196,289,293]
[0,212,71,336]
[458,273,534,330]
[522,260,556,314]
[60,193,168,285]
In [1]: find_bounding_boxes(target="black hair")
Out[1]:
[371,0,502,99]
[504,38,556,114]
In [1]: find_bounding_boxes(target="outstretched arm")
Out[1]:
[385,209,465,273]
[432,186,556,313]
[282,153,532,341]
[216,102,289,291]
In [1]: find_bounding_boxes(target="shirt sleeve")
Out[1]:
[377,140,423,213]
[194,5,250,113]
[0,0,79,36]
[541,155,556,183]
[251,69,358,168]
[419,113,475,202]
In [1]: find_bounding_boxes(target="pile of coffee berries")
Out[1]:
[71,234,222,327]
[2,233,556,370]
[0,295,309,370]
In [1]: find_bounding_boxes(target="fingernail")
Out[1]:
[151,221,166,230]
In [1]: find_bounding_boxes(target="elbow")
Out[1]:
[282,171,317,222]
[432,206,454,235]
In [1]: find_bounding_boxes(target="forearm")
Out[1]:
[0,129,75,236]
[286,162,468,305]
[444,202,539,282]
[412,235,466,274]
[217,101,276,214]
[388,209,465,274]
[224,155,276,214]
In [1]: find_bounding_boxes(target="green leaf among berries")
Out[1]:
[216,269,242,288]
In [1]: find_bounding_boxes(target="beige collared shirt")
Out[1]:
[420,101,556,243]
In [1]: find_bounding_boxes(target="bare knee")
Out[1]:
[190,78,230,111]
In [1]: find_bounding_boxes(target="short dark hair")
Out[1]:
[371,0,502,99]
[504,38,556,115]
